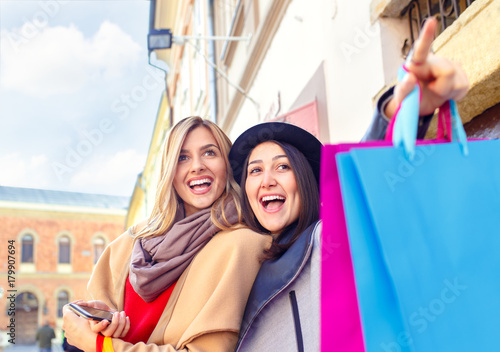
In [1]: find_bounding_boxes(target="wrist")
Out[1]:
[384,98,399,120]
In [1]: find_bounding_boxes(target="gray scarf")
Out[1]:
[129,199,238,302]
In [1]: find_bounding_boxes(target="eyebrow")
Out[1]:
[180,144,220,154]
[248,154,288,165]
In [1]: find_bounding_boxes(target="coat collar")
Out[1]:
[237,221,320,348]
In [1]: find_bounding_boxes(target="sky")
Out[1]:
[0,0,165,197]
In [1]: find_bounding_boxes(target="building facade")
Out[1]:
[0,186,128,346]
[128,0,499,227]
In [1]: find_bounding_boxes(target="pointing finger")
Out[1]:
[408,17,437,67]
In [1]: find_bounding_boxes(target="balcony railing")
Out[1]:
[403,0,476,55]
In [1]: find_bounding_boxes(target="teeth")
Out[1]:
[189,178,211,186]
[261,195,285,202]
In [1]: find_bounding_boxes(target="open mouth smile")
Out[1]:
[260,194,286,211]
[188,177,213,194]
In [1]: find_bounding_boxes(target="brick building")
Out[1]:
[0,186,128,345]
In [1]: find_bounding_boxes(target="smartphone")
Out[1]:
[68,303,114,322]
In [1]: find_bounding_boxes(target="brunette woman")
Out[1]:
[229,122,322,351]
[229,18,470,352]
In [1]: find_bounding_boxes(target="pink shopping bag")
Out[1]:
[320,142,389,352]
[320,91,459,351]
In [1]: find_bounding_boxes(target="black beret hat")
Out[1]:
[229,122,322,185]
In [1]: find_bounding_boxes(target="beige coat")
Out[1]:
[88,227,271,352]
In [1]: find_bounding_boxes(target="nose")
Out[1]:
[261,170,276,188]
[190,155,205,173]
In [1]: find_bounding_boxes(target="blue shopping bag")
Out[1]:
[337,139,500,351]
[335,64,500,351]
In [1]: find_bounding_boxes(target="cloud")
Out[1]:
[69,149,145,196]
[0,150,145,196]
[0,21,143,97]
[0,153,50,189]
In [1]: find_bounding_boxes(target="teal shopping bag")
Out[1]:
[335,63,500,351]
[337,137,500,351]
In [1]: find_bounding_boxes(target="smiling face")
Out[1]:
[173,126,227,216]
[245,141,301,235]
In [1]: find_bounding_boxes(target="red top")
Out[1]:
[122,276,177,344]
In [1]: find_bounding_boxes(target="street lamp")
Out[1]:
[147,28,251,53]
[146,28,259,114]
[148,29,173,52]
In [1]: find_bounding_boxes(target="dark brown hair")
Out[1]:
[240,141,319,259]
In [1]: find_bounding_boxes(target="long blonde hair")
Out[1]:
[135,116,243,240]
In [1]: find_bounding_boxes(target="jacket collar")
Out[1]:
[237,221,319,348]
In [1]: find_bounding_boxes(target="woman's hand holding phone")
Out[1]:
[69,300,130,338]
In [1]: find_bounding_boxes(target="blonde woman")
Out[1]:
[63,117,271,352]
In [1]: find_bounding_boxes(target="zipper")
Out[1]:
[289,290,304,352]
[237,222,320,349]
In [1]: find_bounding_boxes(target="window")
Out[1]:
[21,234,34,263]
[93,237,106,264]
[215,0,238,36]
[58,236,70,264]
[192,0,206,112]
[57,290,69,317]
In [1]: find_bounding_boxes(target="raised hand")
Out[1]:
[385,17,469,118]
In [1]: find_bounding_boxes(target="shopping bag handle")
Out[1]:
[386,64,468,159]
[385,82,456,143]
[389,94,452,141]
[436,101,453,140]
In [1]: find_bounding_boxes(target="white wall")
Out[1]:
[228,0,388,144]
